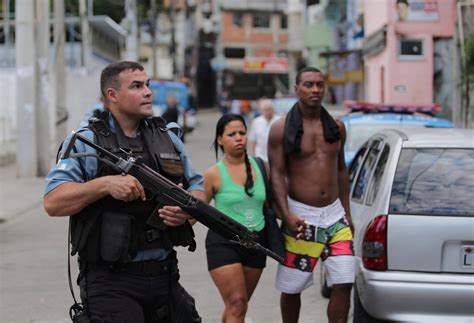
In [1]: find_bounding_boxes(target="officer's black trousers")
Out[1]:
[80,255,182,323]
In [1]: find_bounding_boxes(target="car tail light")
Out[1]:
[362,215,388,271]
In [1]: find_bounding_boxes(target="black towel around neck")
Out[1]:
[284,102,341,156]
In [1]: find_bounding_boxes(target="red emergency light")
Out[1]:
[343,100,441,114]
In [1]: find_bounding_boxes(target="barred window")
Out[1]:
[253,13,270,28]
[233,12,243,27]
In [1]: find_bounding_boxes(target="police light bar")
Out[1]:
[343,100,441,114]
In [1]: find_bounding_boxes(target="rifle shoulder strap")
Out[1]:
[254,157,272,206]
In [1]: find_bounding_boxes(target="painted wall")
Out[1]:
[303,0,343,68]
[363,0,456,105]
[384,27,434,104]
[304,21,333,68]
[364,47,387,103]
[364,0,388,36]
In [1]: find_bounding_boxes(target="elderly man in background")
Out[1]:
[248,98,280,161]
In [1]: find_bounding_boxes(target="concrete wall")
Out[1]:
[0,67,102,165]
[0,69,17,165]
[65,68,102,132]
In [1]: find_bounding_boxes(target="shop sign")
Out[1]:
[243,57,288,73]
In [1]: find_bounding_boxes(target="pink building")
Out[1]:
[363,0,456,105]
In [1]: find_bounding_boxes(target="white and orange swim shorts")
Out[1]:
[275,198,355,294]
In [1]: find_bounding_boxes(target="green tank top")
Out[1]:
[214,157,266,231]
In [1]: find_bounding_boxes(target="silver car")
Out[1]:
[348,128,474,322]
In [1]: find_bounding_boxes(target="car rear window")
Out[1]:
[390,148,474,216]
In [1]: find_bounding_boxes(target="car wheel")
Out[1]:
[353,284,382,323]
[320,263,332,298]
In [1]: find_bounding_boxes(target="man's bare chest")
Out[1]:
[298,128,340,159]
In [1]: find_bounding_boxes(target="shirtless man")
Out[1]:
[268,67,354,323]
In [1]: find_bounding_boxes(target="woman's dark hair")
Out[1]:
[213,113,254,197]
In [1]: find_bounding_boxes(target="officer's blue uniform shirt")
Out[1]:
[44,114,203,262]
[45,115,203,195]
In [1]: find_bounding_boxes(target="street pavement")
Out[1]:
[0,108,349,323]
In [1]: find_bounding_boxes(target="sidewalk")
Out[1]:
[0,162,45,223]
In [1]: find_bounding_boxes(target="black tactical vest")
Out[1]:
[70,111,195,265]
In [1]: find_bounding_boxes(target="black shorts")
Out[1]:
[205,229,267,271]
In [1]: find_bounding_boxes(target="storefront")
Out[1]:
[222,57,289,100]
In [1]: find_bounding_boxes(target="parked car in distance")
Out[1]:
[149,79,189,115]
[347,128,474,322]
[148,79,197,134]
[339,101,455,166]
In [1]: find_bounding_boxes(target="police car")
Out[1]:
[339,101,455,166]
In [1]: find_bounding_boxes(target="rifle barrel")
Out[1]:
[66,133,283,263]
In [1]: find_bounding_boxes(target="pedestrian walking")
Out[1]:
[202,113,268,323]
[162,93,186,142]
[268,67,355,323]
[248,98,280,162]
[43,61,203,322]
[162,94,181,124]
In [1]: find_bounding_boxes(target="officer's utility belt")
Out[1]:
[88,250,178,277]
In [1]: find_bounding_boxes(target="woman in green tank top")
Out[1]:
[203,113,267,322]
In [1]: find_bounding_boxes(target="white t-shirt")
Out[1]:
[248,115,280,162]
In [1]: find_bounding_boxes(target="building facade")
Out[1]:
[362,0,456,108]
[216,0,289,100]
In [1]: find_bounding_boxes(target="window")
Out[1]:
[349,146,368,192]
[398,39,424,60]
[390,148,474,216]
[352,141,381,202]
[233,12,243,27]
[280,14,288,29]
[306,0,320,5]
[224,47,246,58]
[366,145,390,205]
[253,13,270,28]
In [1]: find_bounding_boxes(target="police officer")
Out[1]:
[44,61,204,322]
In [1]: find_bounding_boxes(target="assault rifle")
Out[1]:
[61,131,284,263]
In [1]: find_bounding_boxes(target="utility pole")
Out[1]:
[36,0,51,176]
[3,0,11,66]
[169,0,177,77]
[213,0,223,98]
[79,0,91,70]
[54,0,67,143]
[125,0,139,61]
[150,0,158,78]
[15,0,37,177]
[87,0,93,17]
